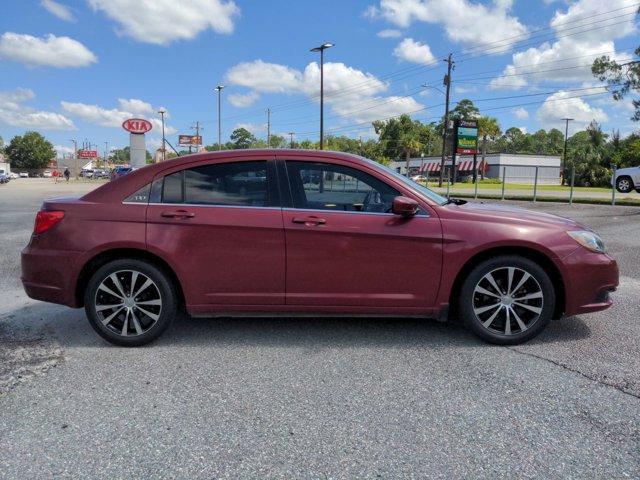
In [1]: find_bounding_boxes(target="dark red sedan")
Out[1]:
[21,150,618,346]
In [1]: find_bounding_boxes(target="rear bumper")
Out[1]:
[562,248,618,316]
[21,244,81,307]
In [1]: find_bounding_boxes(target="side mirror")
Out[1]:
[392,196,419,217]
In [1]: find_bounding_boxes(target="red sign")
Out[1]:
[122,118,153,134]
[78,150,98,158]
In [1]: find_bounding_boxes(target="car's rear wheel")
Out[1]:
[459,255,555,345]
[616,176,633,193]
[84,259,177,346]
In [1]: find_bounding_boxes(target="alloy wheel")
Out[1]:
[618,179,630,192]
[94,270,163,337]
[472,267,543,336]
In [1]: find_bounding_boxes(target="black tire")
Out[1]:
[84,259,177,346]
[459,255,555,345]
[616,176,633,193]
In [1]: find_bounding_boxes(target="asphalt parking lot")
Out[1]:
[0,179,639,478]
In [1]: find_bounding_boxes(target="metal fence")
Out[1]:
[425,164,624,206]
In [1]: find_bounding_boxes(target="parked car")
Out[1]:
[111,166,134,181]
[43,170,52,178]
[19,172,29,178]
[612,166,640,193]
[0,173,9,184]
[22,150,618,347]
[82,169,94,178]
[411,174,427,182]
[9,172,19,179]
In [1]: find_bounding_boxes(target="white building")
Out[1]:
[390,153,561,185]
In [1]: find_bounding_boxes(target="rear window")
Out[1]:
[124,184,151,203]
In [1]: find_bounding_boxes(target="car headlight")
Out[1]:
[567,230,605,253]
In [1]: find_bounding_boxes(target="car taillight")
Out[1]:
[34,210,65,235]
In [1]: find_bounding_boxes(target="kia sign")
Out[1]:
[122,118,153,135]
[455,119,478,155]
[77,150,98,159]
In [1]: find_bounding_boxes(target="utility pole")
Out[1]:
[70,139,77,179]
[191,121,203,153]
[438,53,454,187]
[288,132,295,148]
[561,118,574,186]
[214,85,224,150]
[104,141,108,168]
[266,108,271,147]
[158,108,166,162]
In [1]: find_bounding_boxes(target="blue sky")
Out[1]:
[0,0,638,158]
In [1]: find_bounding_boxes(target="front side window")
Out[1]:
[286,161,399,213]
[161,161,269,207]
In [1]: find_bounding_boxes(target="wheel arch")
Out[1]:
[74,248,185,308]
[448,246,566,320]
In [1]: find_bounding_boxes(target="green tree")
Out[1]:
[111,147,130,164]
[6,131,56,170]
[592,19,640,122]
[477,116,501,178]
[373,114,423,161]
[450,99,480,122]
[230,128,256,149]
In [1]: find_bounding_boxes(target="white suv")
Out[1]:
[613,166,640,193]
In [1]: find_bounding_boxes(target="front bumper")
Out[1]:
[561,248,618,316]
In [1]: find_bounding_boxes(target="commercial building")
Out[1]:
[390,153,561,184]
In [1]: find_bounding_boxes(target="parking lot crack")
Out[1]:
[507,346,640,400]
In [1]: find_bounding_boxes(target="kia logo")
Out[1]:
[122,118,153,134]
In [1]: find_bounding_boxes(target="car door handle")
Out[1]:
[292,216,326,226]
[161,210,195,219]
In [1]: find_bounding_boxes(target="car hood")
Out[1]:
[451,201,584,229]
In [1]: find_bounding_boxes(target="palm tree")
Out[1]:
[477,116,501,179]
[400,132,422,177]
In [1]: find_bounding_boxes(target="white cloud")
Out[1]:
[234,122,266,134]
[512,107,529,119]
[489,0,637,90]
[228,91,260,108]
[54,144,75,156]
[393,38,436,65]
[225,60,302,93]
[366,0,528,52]
[377,29,402,38]
[0,32,97,68]
[225,59,425,125]
[61,99,175,134]
[0,88,76,130]
[536,90,608,132]
[87,0,240,45]
[41,0,75,21]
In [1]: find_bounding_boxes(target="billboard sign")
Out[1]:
[178,134,202,146]
[122,118,153,134]
[455,119,478,155]
[77,150,98,159]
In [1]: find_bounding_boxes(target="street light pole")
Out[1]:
[214,85,224,150]
[158,108,166,162]
[310,43,334,150]
[288,132,295,148]
[562,118,574,185]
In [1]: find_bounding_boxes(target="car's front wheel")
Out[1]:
[84,259,177,346]
[459,255,555,345]
[616,176,633,193]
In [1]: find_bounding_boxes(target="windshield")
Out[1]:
[359,156,448,205]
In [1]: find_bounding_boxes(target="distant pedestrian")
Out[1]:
[53,169,59,184]
[64,167,70,182]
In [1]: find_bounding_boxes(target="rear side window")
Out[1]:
[124,183,151,203]
[161,161,270,207]
[163,170,184,203]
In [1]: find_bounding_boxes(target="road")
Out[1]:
[1,179,639,478]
